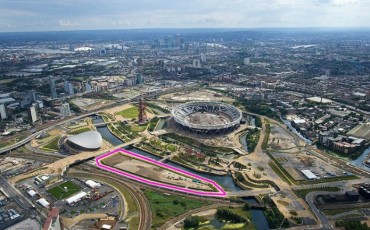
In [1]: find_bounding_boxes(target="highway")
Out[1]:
[0,86,195,155]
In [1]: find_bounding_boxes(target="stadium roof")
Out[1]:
[67,130,103,150]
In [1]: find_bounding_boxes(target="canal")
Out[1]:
[350,147,370,172]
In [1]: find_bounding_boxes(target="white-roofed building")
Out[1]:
[301,170,317,180]
[36,198,50,208]
[27,190,37,197]
[65,191,87,205]
[66,131,103,150]
[85,180,101,189]
[101,224,112,230]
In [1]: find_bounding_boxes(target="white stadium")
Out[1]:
[172,101,242,134]
[66,130,103,151]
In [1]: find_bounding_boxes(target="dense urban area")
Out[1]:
[0,28,370,230]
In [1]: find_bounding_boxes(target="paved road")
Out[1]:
[305,191,343,230]
[0,86,195,155]
[69,172,152,230]
[227,188,274,197]
[0,174,44,218]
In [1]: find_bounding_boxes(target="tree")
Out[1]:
[243,203,251,211]
[184,216,200,229]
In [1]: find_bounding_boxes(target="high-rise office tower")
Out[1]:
[60,103,71,117]
[28,103,38,123]
[0,103,7,120]
[244,57,251,65]
[85,82,92,92]
[49,77,57,99]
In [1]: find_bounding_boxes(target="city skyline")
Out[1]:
[0,0,370,32]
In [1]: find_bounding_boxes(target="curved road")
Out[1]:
[305,191,343,230]
[0,86,194,155]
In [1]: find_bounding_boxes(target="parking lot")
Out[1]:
[18,176,121,219]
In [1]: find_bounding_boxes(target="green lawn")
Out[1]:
[167,144,177,152]
[116,106,140,119]
[144,190,209,229]
[293,187,341,199]
[47,181,81,200]
[67,127,91,135]
[131,124,147,132]
[42,137,61,151]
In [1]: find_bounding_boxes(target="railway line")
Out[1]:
[67,171,152,230]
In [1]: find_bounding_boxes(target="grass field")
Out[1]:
[131,124,147,132]
[144,190,209,229]
[293,187,340,199]
[41,137,60,151]
[67,127,91,135]
[116,106,139,119]
[47,181,81,200]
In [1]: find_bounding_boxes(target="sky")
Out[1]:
[0,0,369,32]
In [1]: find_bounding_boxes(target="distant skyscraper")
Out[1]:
[244,57,251,65]
[85,82,92,92]
[0,103,7,120]
[60,103,71,117]
[325,69,330,77]
[29,90,37,102]
[49,77,57,99]
[63,81,74,95]
[136,74,144,84]
[28,103,38,123]
[175,34,182,47]
[200,53,207,63]
[193,59,202,68]
[64,81,69,93]
[136,58,143,66]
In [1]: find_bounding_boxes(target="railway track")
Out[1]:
[68,171,152,230]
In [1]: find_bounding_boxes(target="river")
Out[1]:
[280,116,313,145]
[91,116,124,146]
[350,147,370,172]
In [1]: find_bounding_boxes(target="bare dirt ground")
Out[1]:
[269,124,305,150]
[104,104,132,116]
[104,153,213,191]
[72,98,112,110]
[159,89,234,103]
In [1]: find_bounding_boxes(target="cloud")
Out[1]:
[0,0,369,32]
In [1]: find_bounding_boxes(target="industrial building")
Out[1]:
[65,191,87,205]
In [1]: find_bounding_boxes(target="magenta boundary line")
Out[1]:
[95,148,227,197]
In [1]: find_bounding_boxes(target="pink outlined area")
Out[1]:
[95,148,227,197]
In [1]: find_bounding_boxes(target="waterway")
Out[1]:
[239,132,249,152]
[280,116,313,145]
[244,197,270,230]
[125,146,242,192]
[350,147,370,172]
[92,116,269,229]
[91,116,124,146]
